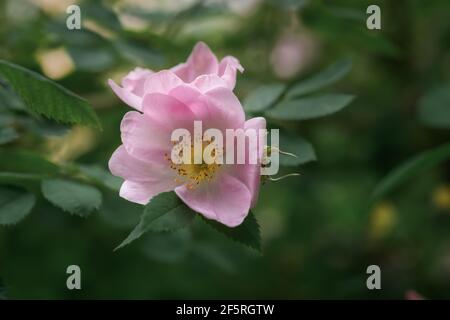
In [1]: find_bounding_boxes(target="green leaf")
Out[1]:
[203,211,261,252]
[286,58,352,98]
[306,6,400,57]
[0,60,102,129]
[67,46,116,73]
[0,84,26,111]
[114,40,165,68]
[0,113,15,126]
[41,179,102,217]
[372,142,450,201]
[115,192,196,250]
[279,132,317,166]
[0,150,57,188]
[418,85,450,129]
[0,173,47,187]
[266,94,354,120]
[83,3,122,32]
[78,164,122,191]
[27,118,70,137]
[122,7,173,24]
[0,150,58,175]
[99,189,142,228]
[0,126,18,145]
[243,83,286,112]
[46,22,108,48]
[0,186,36,225]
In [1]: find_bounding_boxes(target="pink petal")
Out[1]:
[175,173,252,227]
[169,62,189,82]
[120,111,172,163]
[120,179,177,205]
[405,290,425,300]
[191,74,229,93]
[168,85,216,125]
[141,92,196,131]
[121,67,154,97]
[171,42,219,83]
[169,85,245,132]
[169,84,202,106]
[202,86,246,128]
[109,145,173,182]
[228,117,266,207]
[168,85,211,124]
[108,79,143,111]
[219,56,244,90]
[244,117,267,160]
[143,70,184,95]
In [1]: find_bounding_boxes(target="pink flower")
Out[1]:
[405,290,425,300]
[108,42,244,112]
[108,69,265,227]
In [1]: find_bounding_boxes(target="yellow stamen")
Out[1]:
[165,141,222,189]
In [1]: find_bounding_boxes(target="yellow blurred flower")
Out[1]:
[369,201,396,239]
[433,185,450,210]
[36,47,75,80]
[46,126,96,164]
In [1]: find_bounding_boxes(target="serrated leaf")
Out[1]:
[0,186,36,225]
[267,94,354,120]
[115,192,196,250]
[418,84,450,129]
[286,58,352,98]
[243,83,286,112]
[0,60,102,129]
[41,179,102,217]
[372,142,450,202]
[279,131,317,166]
[203,211,261,252]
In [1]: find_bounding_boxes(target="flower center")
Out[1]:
[165,142,222,190]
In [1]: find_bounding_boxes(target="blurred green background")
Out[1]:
[1,0,450,299]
